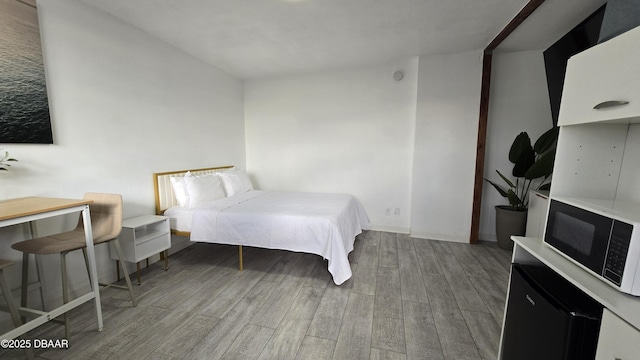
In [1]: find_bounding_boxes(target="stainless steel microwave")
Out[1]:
[544,197,640,296]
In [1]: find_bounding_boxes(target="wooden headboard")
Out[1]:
[153,165,234,215]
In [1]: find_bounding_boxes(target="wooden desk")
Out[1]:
[0,197,103,339]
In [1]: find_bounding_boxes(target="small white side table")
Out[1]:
[110,215,171,284]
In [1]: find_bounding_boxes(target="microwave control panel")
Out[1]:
[603,220,633,286]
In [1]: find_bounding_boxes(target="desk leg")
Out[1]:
[82,205,103,331]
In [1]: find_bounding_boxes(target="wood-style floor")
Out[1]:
[2,231,512,360]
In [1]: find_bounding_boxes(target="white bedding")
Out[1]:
[164,206,194,233]
[185,190,370,285]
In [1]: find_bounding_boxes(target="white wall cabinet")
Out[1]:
[596,309,640,360]
[559,25,640,126]
[552,26,640,202]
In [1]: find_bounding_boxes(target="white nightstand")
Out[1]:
[110,215,171,284]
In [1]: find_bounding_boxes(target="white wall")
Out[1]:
[410,51,483,242]
[244,59,418,233]
[479,50,554,241]
[0,0,244,312]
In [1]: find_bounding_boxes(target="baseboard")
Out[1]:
[368,225,411,234]
[478,232,497,242]
[409,230,470,243]
[367,227,475,244]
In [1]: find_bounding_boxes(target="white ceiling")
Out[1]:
[79,0,607,79]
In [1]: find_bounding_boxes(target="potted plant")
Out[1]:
[0,149,17,171]
[485,127,559,249]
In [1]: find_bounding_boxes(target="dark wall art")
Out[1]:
[0,0,53,144]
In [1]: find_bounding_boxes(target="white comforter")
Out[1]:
[188,190,370,285]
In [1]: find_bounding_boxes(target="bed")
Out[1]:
[153,166,370,285]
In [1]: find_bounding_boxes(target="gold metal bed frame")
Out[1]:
[152,165,245,270]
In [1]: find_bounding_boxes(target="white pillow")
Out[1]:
[183,173,227,208]
[218,169,254,197]
[170,172,189,208]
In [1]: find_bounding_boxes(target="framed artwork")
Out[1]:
[0,0,53,144]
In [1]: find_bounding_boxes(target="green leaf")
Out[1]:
[496,170,515,189]
[509,132,532,164]
[534,127,559,155]
[484,178,509,198]
[507,189,524,207]
[525,151,556,179]
[512,147,535,178]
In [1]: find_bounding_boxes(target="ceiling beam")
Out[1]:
[485,0,546,53]
[469,0,546,244]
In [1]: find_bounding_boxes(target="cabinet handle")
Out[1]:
[593,100,629,110]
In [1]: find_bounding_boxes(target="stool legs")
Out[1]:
[0,267,22,330]
[60,253,71,340]
[19,254,46,315]
[89,243,137,307]
[20,252,73,340]
[34,256,47,311]
[110,240,137,306]
[20,253,29,323]
[1,262,35,360]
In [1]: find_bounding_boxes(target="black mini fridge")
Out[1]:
[501,264,603,360]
